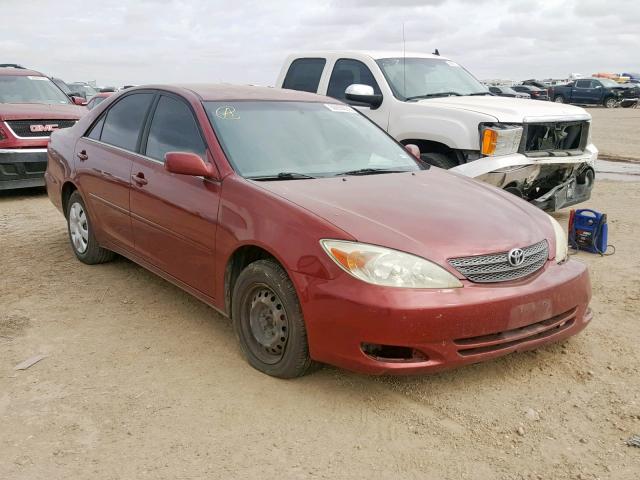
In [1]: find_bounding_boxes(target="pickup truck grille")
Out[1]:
[520,120,589,157]
[5,119,76,138]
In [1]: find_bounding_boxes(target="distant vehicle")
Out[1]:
[86,91,113,110]
[68,82,99,100]
[512,85,549,101]
[521,79,548,89]
[487,85,530,99]
[0,67,85,190]
[0,63,26,69]
[550,78,625,108]
[99,87,116,93]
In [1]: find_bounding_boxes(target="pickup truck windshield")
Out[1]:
[598,79,620,88]
[0,75,71,104]
[376,57,488,100]
[204,101,423,178]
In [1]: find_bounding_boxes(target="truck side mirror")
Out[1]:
[345,84,383,109]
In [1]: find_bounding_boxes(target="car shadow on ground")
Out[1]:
[0,186,47,200]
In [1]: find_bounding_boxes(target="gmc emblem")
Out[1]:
[30,124,59,133]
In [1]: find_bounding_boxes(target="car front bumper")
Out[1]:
[293,258,591,375]
[0,148,48,190]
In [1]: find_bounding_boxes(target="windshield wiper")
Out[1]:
[405,92,462,101]
[336,168,412,176]
[468,91,492,96]
[248,172,316,181]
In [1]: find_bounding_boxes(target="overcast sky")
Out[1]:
[2,0,638,86]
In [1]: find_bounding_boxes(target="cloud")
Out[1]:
[0,0,637,86]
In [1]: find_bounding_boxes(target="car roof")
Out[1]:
[288,50,446,61]
[0,67,45,77]
[129,84,341,103]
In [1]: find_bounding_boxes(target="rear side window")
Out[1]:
[100,93,154,151]
[575,80,590,88]
[144,95,206,162]
[327,59,381,101]
[87,115,105,140]
[282,58,326,93]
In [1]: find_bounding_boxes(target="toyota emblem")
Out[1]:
[508,248,525,267]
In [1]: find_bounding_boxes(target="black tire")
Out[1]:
[66,191,115,264]
[232,259,313,378]
[420,152,457,169]
[554,96,565,103]
[603,96,617,109]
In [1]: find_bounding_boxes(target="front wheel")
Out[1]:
[420,152,458,169]
[66,191,115,264]
[232,259,313,378]
[603,97,617,108]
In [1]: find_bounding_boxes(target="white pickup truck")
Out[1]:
[276,51,598,211]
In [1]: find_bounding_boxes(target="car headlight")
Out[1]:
[480,124,523,156]
[320,240,463,289]
[548,215,568,263]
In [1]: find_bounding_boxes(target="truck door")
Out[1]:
[325,58,389,130]
[573,79,594,104]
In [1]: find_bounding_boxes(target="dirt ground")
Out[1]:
[588,108,640,161]
[1,181,639,480]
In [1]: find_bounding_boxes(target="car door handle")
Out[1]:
[77,150,88,161]
[132,173,148,186]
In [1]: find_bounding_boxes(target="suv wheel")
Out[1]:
[420,152,458,169]
[232,259,313,378]
[66,191,115,264]
[554,96,565,103]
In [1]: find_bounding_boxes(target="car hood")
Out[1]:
[0,103,85,121]
[417,96,590,123]
[254,168,554,270]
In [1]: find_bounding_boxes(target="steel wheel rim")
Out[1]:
[69,202,89,254]
[242,284,289,365]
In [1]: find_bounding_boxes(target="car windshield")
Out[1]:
[204,101,423,178]
[376,57,488,100]
[502,87,518,94]
[0,75,71,104]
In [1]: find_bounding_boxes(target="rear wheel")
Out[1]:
[554,96,565,103]
[232,259,313,378]
[420,152,457,169]
[66,191,115,264]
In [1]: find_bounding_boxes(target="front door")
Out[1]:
[129,94,220,299]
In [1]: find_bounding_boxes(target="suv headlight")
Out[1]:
[548,215,568,263]
[480,124,523,156]
[320,240,462,289]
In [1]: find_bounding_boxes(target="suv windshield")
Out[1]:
[0,75,71,104]
[376,57,488,100]
[205,101,423,178]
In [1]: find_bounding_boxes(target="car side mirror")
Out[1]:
[595,85,602,89]
[345,84,383,109]
[404,144,421,159]
[164,152,215,178]
[71,96,87,106]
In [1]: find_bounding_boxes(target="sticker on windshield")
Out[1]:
[324,104,355,113]
[27,76,49,80]
[215,106,240,120]
[445,61,460,67]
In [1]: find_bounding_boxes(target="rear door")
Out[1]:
[573,79,594,104]
[75,92,155,251]
[129,93,220,298]
[281,57,326,93]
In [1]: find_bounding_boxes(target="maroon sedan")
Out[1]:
[45,85,591,378]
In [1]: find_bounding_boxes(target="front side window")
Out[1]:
[282,58,326,93]
[145,95,206,162]
[100,93,154,151]
[0,75,71,104]
[205,101,422,179]
[327,59,381,101]
[376,57,487,100]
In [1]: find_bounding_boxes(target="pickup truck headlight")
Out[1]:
[321,240,463,289]
[480,124,523,156]
[548,215,568,263]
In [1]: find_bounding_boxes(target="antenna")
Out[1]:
[402,22,406,98]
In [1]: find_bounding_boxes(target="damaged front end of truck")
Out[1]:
[452,115,596,212]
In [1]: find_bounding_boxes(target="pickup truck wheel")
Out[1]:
[66,191,115,264]
[232,259,313,378]
[554,96,565,103]
[603,97,617,108]
[420,152,457,169]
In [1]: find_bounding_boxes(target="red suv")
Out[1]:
[0,66,85,190]
[45,85,591,378]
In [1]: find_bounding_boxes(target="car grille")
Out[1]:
[5,119,76,138]
[521,120,589,157]
[453,307,577,357]
[448,240,548,283]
